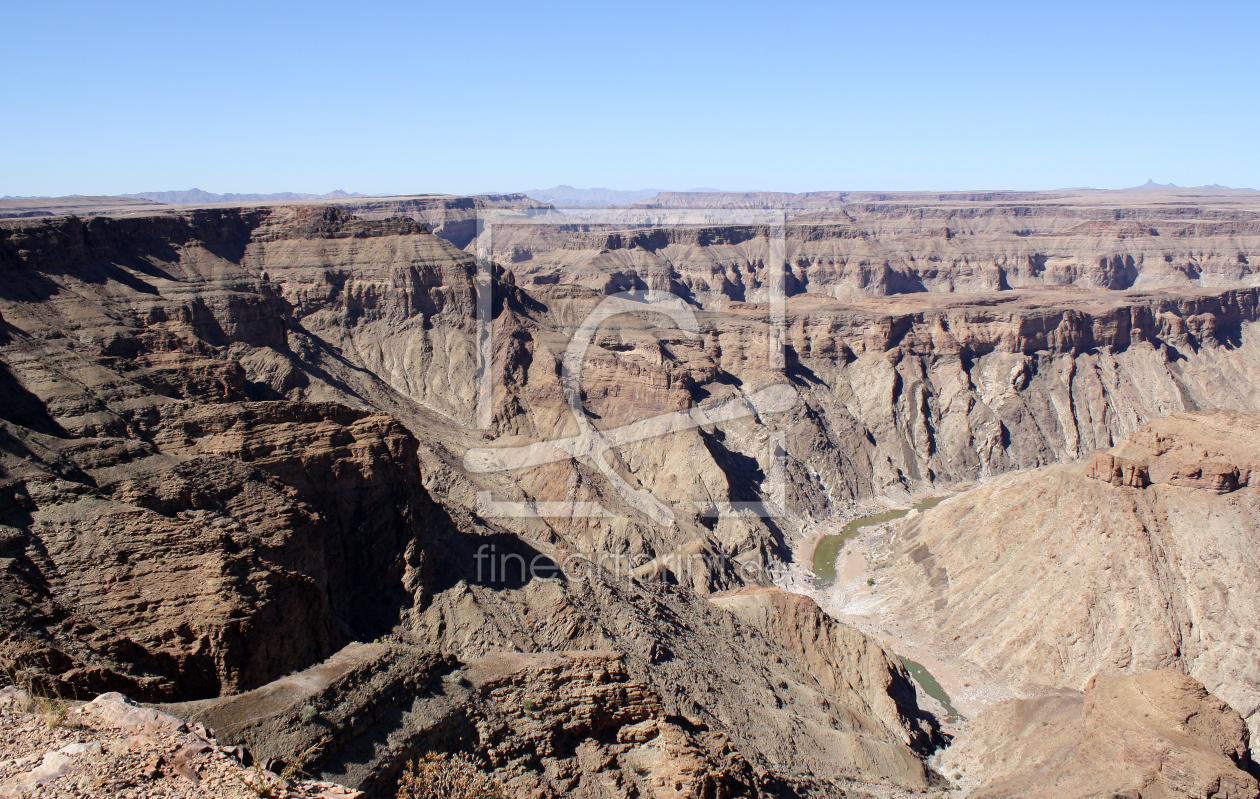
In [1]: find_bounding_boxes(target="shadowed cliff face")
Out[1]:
[0,400,441,701]
[0,207,468,700]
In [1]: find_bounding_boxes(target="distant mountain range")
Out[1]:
[1127,179,1254,190]
[7,183,1254,207]
[518,185,722,207]
[118,189,369,204]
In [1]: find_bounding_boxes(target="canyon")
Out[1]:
[1,189,1259,797]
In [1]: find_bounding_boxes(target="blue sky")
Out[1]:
[3,0,1257,196]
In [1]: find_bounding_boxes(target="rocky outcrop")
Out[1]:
[172,642,459,793]
[459,651,758,799]
[0,400,440,701]
[935,670,1259,799]
[1112,412,1259,493]
[0,685,360,798]
[1084,453,1150,487]
[709,587,942,753]
[866,410,1260,747]
[408,566,940,790]
[177,644,759,798]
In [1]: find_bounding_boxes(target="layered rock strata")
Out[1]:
[0,400,437,700]
[6,200,1260,793]
[489,188,1260,302]
[179,645,762,799]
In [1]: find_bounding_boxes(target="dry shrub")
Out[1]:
[396,752,505,799]
[0,645,73,729]
[235,740,326,798]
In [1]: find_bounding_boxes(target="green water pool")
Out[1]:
[811,496,946,587]
[899,656,964,722]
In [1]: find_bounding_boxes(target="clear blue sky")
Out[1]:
[3,0,1257,196]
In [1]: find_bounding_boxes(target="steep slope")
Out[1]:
[866,410,1260,745]
[11,204,1260,574]
[7,201,1260,793]
[6,205,1260,594]
[0,400,440,701]
[936,670,1258,799]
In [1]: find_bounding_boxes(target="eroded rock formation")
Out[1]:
[936,670,1258,799]
[868,410,1260,747]
[0,205,946,794]
[493,189,1260,301]
[0,401,437,700]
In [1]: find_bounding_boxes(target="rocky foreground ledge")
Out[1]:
[0,687,359,798]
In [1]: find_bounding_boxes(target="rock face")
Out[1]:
[6,204,1260,588]
[0,400,439,701]
[329,193,549,249]
[868,410,1260,747]
[1112,412,1259,492]
[496,189,1260,301]
[408,572,942,790]
[1083,452,1151,487]
[936,670,1258,799]
[710,587,941,753]
[459,651,759,799]
[178,645,761,799]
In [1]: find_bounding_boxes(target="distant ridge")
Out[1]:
[519,185,723,208]
[121,188,369,205]
[0,195,164,219]
[520,186,662,207]
[1127,179,1255,191]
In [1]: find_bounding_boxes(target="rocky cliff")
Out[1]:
[494,189,1260,302]
[0,400,438,700]
[6,198,1260,794]
[866,410,1260,749]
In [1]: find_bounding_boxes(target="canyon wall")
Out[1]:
[867,410,1260,747]
[491,189,1260,302]
[6,200,1260,793]
[6,206,1260,583]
